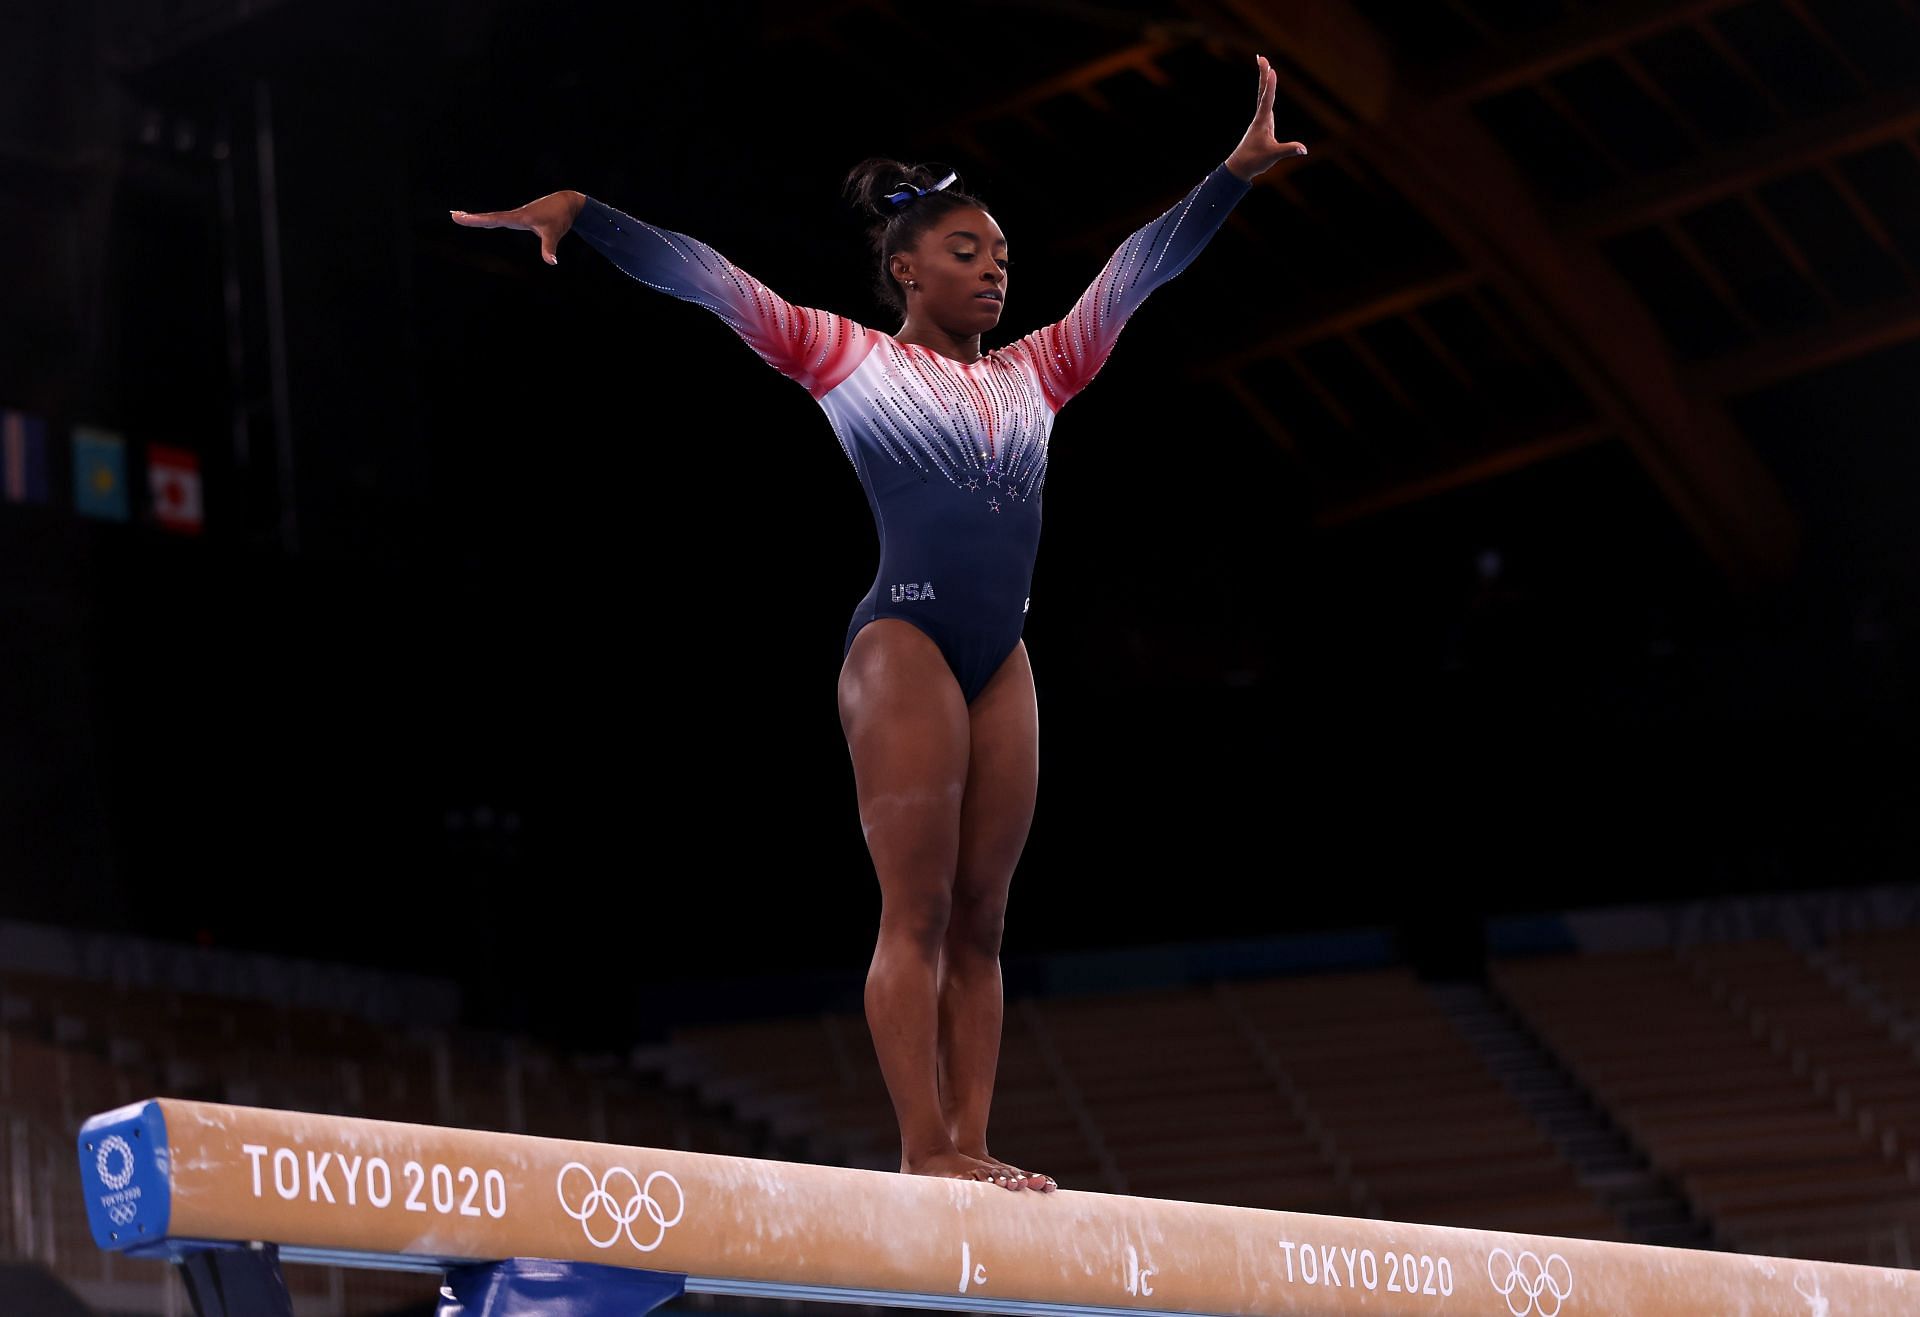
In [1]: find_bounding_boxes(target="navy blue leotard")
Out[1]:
[571,162,1251,702]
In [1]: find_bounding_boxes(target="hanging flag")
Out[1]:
[148,443,204,534]
[2,408,50,505]
[73,426,129,522]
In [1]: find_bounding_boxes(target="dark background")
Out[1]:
[3,0,1916,1043]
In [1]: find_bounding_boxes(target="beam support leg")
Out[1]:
[177,1242,294,1317]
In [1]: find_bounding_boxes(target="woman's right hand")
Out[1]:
[450,190,586,265]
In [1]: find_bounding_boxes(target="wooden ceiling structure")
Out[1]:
[774,0,1920,588]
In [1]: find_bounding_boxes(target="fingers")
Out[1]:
[450,207,557,265]
[448,208,520,229]
[1249,54,1305,160]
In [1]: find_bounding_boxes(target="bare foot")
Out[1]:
[961,1148,1056,1192]
[902,1148,1026,1190]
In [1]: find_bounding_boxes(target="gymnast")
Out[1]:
[452,54,1304,1193]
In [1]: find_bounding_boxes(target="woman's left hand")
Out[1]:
[1226,54,1307,182]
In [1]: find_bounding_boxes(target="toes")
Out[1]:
[990,1162,1049,1190]
[961,1158,1052,1191]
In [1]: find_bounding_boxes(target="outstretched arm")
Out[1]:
[452,190,876,400]
[1014,54,1305,411]
[569,196,877,398]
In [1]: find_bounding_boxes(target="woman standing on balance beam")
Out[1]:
[453,54,1305,1193]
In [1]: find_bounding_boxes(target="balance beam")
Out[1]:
[80,1098,1914,1316]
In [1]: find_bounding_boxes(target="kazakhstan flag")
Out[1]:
[73,426,129,521]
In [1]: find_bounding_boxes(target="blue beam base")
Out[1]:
[438,1258,688,1317]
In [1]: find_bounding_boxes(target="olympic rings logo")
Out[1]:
[108,1203,138,1226]
[96,1136,135,1191]
[556,1162,685,1252]
[1487,1248,1573,1317]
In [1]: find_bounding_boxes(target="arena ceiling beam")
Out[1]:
[1204,269,1483,372]
[1419,0,1755,106]
[1314,421,1614,530]
[1686,294,1920,399]
[1563,88,1920,241]
[1196,0,1799,585]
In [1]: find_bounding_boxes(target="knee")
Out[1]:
[877,888,953,957]
[946,892,1005,961]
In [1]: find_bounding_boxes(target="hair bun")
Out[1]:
[843,157,962,220]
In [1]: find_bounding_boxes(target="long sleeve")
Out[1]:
[571,196,879,400]
[1012,163,1251,412]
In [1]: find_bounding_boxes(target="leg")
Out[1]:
[935,641,1053,1190]
[839,619,1006,1186]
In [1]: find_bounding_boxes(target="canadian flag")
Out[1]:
[148,444,204,534]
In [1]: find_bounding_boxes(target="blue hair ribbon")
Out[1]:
[883,170,958,211]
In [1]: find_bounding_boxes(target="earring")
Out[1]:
[907,280,919,290]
